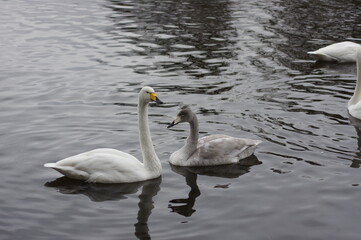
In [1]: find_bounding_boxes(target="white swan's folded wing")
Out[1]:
[44,148,145,183]
[308,42,359,62]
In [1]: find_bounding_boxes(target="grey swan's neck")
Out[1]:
[138,100,161,173]
[183,113,199,157]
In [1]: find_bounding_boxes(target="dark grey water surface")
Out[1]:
[1,0,361,239]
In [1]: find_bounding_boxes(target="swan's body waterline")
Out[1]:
[44,86,163,183]
[308,41,360,62]
[348,47,361,119]
[168,107,261,166]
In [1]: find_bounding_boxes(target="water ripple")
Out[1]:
[2,0,361,239]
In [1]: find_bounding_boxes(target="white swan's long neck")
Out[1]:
[183,113,199,157]
[138,100,161,173]
[350,50,361,106]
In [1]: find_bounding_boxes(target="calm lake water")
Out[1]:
[1,0,361,239]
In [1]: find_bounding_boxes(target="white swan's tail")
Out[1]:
[307,51,337,61]
[44,162,89,181]
[44,163,57,168]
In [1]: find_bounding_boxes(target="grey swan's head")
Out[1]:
[168,106,196,128]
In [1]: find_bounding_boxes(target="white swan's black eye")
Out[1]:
[146,91,149,94]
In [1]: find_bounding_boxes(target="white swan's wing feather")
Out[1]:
[308,42,359,62]
[44,148,146,183]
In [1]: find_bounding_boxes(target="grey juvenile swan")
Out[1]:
[167,107,261,166]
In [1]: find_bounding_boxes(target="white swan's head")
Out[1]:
[139,86,163,104]
[167,106,195,128]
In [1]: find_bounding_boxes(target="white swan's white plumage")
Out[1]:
[167,107,261,166]
[308,41,360,62]
[348,46,361,119]
[44,86,163,183]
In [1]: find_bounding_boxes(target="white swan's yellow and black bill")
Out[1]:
[167,116,181,128]
[150,93,163,104]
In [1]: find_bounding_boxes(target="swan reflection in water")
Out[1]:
[45,177,161,240]
[311,61,357,76]
[168,155,261,217]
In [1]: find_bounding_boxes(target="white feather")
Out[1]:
[308,41,360,62]
[44,86,162,183]
[348,47,361,119]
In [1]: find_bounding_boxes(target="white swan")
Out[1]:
[308,41,360,62]
[167,107,262,166]
[44,86,163,183]
[348,46,361,119]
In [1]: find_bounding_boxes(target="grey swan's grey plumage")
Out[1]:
[308,41,360,62]
[44,86,163,183]
[167,107,261,166]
